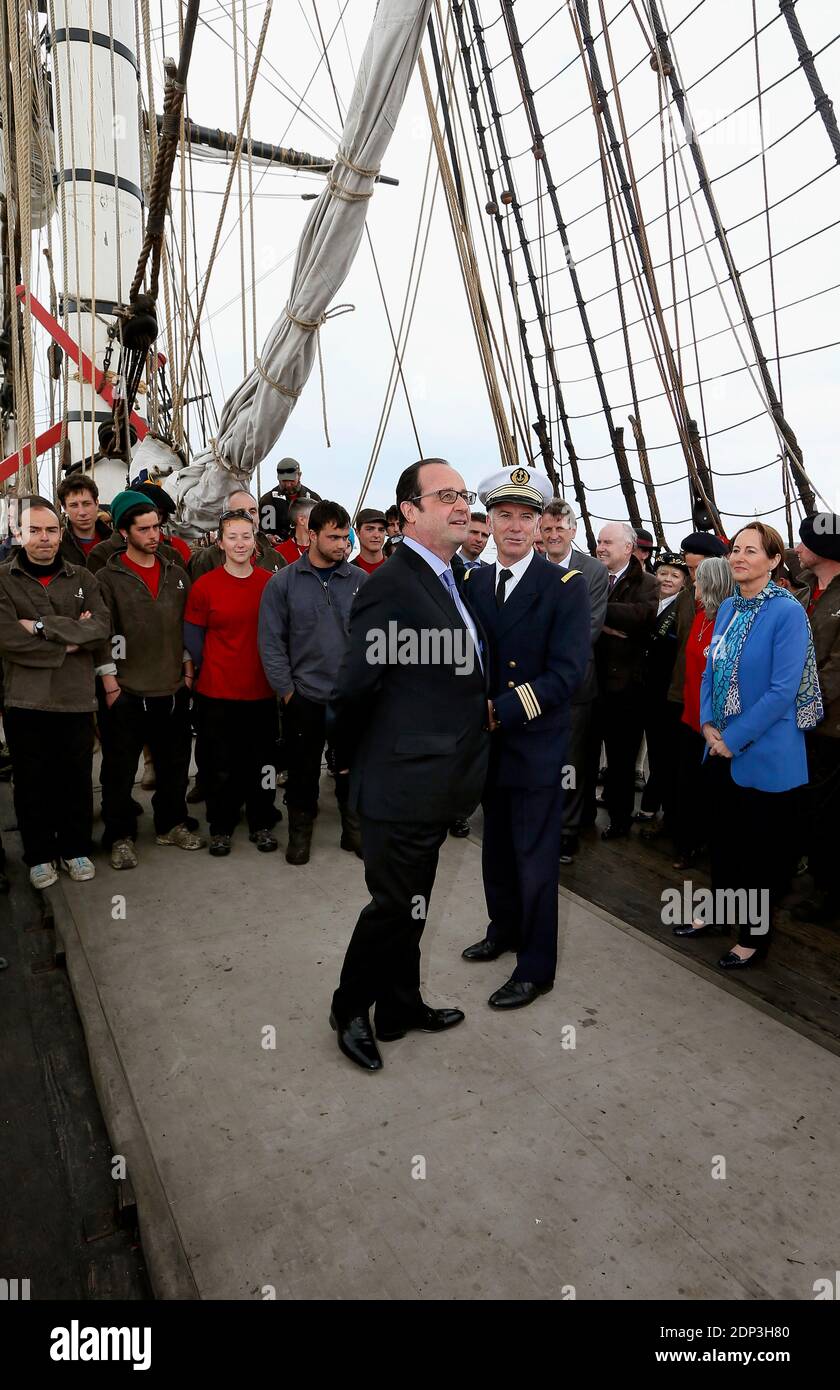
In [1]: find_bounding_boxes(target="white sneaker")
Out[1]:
[30,862,58,890]
[110,838,138,870]
[60,856,96,882]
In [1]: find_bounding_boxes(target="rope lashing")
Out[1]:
[256,358,301,400]
[281,302,355,447]
[327,147,381,202]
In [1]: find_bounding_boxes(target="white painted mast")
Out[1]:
[50,0,145,503]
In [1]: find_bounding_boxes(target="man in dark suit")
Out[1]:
[540,499,610,863]
[330,459,490,1070]
[592,522,659,839]
[461,467,591,1008]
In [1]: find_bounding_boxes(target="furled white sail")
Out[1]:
[168,0,432,529]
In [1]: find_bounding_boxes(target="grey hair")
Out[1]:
[543,497,577,527]
[226,488,257,507]
[695,556,734,616]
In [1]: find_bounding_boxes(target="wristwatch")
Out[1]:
[33,619,46,639]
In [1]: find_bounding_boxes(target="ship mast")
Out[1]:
[48,0,147,502]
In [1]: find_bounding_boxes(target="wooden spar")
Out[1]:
[157,118,399,185]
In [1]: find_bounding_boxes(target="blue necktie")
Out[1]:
[440,568,483,672]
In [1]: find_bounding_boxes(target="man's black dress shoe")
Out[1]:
[601,824,629,841]
[376,1005,465,1042]
[329,1011,383,1070]
[717,949,764,971]
[558,833,578,864]
[462,937,509,962]
[449,819,471,839]
[488,979,553,1009]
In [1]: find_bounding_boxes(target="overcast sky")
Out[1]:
[40,0,840,548]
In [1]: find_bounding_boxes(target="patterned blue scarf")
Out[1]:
[710,581,823,733]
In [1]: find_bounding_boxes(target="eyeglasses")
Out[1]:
[409,489,477,506]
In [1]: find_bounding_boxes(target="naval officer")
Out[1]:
[461,466,591,1008]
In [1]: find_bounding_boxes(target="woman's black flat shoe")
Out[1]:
[673,923,711,938]
[717,949,763,970]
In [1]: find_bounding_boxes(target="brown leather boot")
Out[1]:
[285,809,314,865]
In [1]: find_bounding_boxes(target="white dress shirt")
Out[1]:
[494,547,535,602]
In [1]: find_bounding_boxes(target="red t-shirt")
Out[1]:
[274,538,307,566]
[167,533,192,564]
[351,554,386,574]
[807,585,824,618]
[36,574,56,587]
[74,534,98,553]
[120,551,161,598]
[681,604,715,734]
[185,564,273,701]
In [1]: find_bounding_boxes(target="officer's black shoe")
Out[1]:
[672,922,711,938]
[601,823,629,842]
[461,937,509,962]
[559,833,578,864]
[449,819,470,839]
[376,1004,465,1042]
[329,1010,383,1070]
[488,979,553,1010]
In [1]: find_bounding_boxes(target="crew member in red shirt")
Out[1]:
[351,508,387,574]
[274,498,315,566]
[184,508,279,856]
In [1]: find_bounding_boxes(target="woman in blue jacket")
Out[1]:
[693,523,822,969]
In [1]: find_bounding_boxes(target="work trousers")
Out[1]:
[5,707,95,865]
[334,817,448,1025]
[99,687,192,846]
[194,694,278,837]
[283,690,347,817]
[484,783,566,984]
[704,756,798,948]
[804,734,840,901]
[592,687,645,831]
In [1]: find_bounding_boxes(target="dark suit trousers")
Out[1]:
[594,688,644,830]
[484,784,565,984]
[640,696,682,819]
[561,700,591,836]
[334,817,448,1022]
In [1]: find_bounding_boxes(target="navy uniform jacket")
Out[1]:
[464,551,591,789]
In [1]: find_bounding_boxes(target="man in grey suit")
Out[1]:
[540,500,609,862]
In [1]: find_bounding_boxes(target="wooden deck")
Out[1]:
[558,810,840,1054]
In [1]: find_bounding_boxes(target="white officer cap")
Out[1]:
[477,464,554,512]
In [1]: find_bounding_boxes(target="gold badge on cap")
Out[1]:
[510,467,530,486]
